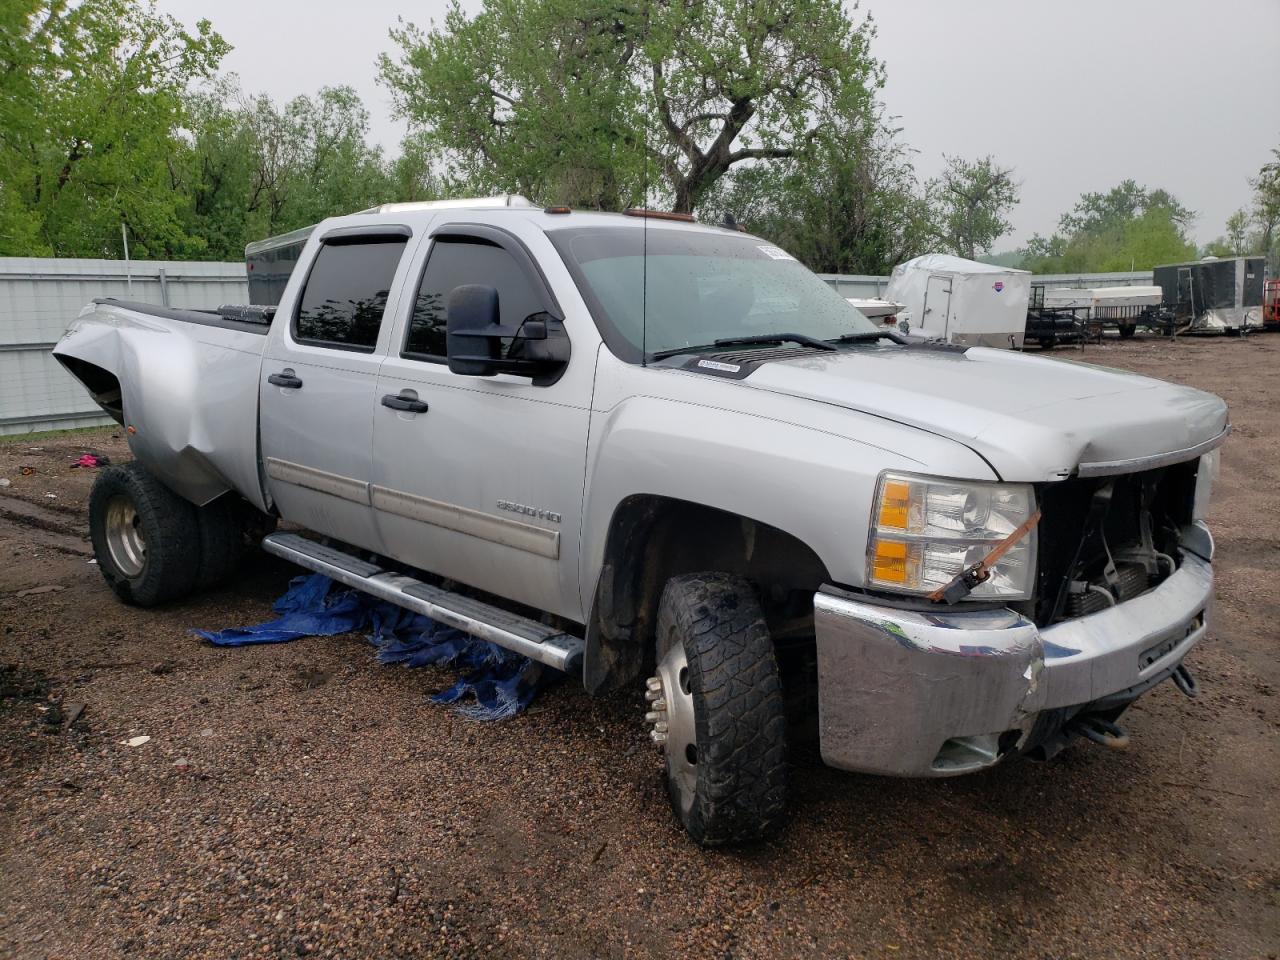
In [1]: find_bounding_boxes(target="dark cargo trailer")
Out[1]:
[1152,256,1266,333]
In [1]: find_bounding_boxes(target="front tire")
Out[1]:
[646,573,788,846]
[89,463,200,606]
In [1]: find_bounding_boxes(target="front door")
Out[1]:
[259,229,415,554]
[371,225,593,621]
[923,275,953,339]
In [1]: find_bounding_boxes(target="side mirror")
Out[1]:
[446,285,571,383]
[446,284,502,376]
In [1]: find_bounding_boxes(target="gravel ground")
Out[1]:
[1,334,1277,959]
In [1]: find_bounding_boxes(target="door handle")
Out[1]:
[381,393,429,414]
[268,370,303,389]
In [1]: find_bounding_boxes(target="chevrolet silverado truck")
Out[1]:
[53,197,1227,845]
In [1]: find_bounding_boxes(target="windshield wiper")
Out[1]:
[712,333,837,352]
[830,330,907,345]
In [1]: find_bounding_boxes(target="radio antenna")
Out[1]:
[640,4,651,368]
[641,124,649,367]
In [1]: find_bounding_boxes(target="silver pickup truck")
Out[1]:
[54,197,1227,845]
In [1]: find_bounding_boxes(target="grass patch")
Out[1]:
[0,424,119,446]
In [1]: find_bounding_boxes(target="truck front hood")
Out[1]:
[743,346,1228,480]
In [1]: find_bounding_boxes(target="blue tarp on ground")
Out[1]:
[193,573,551,720]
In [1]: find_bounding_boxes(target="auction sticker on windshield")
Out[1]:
[757,245,796,260]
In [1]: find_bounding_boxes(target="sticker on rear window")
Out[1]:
[757,245,795,261]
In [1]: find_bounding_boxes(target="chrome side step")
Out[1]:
[261,532,584,674]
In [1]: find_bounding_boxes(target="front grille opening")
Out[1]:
[1025,461,1198,627]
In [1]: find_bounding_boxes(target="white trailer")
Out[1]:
[1041,286,1163,311]
[885,254,1031,349]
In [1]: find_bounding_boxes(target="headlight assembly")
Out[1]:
[867,472,1037,601]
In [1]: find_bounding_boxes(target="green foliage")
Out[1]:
[1250,146,1280,269]
[701,108,932,274]
[926,155,1019,260]
[379,0,648,209]
[178,82,409,260]
[1022,181,1197,273]
[978,250,1026,268]
[379,0,881,214]
[1202,209,1253,259]
[0,0,228,257]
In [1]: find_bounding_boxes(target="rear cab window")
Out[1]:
[294,237,408,351]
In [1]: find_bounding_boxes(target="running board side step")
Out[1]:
[261,532,584,674]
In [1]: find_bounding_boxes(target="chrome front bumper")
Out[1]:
[814,527,1214,777]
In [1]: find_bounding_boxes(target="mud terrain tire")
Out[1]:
[89,462,200,607]
[653,572,789,845]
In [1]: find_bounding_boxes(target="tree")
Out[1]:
[926,155,1018,260]
[0,0,228,258]
[1250,146,1280,268]
[1203,208,1254,259]
[378,0,881,213]
[179,82,399,260]
[1059,179,1192,238]
[1022,181,1197,273]
[1225,208,1251,255]
[701,107,932,274]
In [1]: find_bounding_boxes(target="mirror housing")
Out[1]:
[446,285,570,384]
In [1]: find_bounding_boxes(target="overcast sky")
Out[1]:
[156,0,1279,248]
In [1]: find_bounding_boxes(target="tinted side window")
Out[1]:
[405,238,544,359]
[295,239,407,350]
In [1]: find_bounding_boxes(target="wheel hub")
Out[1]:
[104,495,146,577]
[645,643,698,814]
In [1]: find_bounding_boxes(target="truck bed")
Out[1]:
[54,299,271,510]
[91,298,276,334]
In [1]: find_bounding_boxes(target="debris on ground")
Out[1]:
[120,735,151,747]
[194,573,554,720]
[14,585,62,597]
[70,453,110,469]
[62,702,85,729]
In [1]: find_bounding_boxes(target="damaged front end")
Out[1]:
[813,457,1215,778]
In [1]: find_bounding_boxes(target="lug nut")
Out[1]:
[646,677,661,692]
[652,698,667,711]
[653,721,669,733]
[650,730,668,743]
[645,688,661,702]
[644,711,663,723]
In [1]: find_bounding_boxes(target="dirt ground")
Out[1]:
[1,334,1277,960]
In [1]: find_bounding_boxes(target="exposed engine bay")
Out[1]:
[1028,460,1199,628]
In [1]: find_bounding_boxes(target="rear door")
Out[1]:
[259,225,416,554]
[923,275,952,339]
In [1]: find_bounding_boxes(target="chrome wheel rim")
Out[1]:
[646,642,698,817]
[104,495,146,577]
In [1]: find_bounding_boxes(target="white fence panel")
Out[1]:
[0,257,248,435]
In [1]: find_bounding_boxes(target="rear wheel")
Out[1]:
[1119,323,1137,339]
[195,495,276,589]
[89,463,200,606]
[644,573,789,846]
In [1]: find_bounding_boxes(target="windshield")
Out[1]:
[547,226,881,362]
